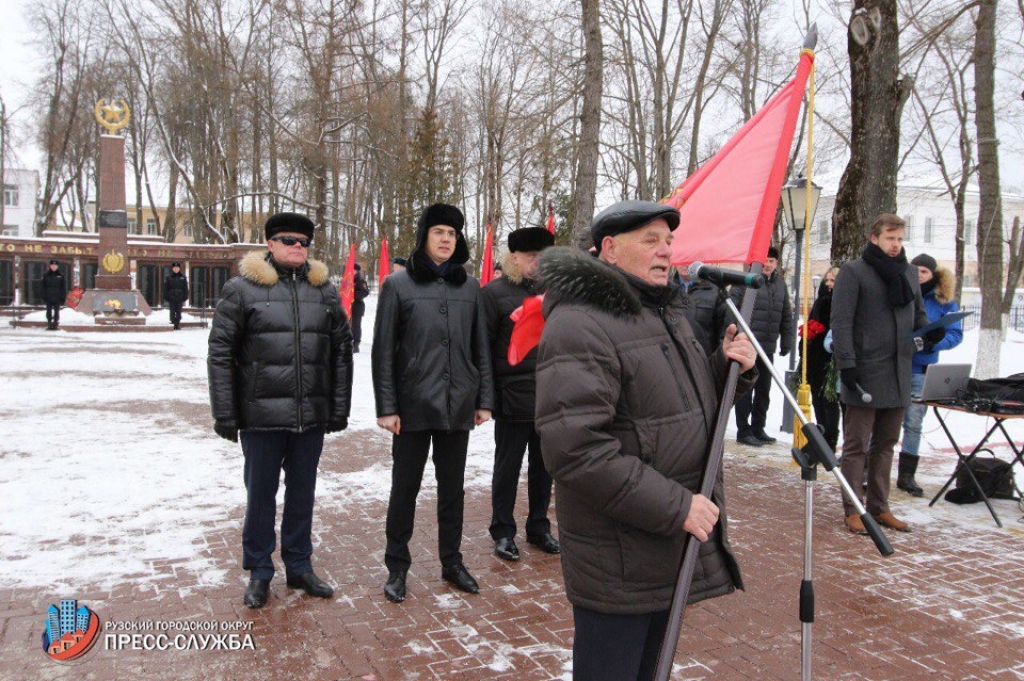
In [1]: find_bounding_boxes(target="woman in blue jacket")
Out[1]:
[898,254,963,496]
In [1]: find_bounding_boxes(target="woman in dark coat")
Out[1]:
[805,266,840,449]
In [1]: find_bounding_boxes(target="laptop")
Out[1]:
[919,363,972,401]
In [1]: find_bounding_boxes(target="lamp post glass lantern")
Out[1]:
[779,175,821,433]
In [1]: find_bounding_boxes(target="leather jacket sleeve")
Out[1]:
[473,290,495,411]
[207,281,244,424]
[329,295,354,422]
[371,276,401,417]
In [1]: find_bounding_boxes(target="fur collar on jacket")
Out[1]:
[237,250,330,288]
[931,267,955,305]
[538,247,644,317]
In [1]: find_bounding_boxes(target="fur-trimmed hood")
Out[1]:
[930,267,955,305]
[237,250,331,288]
[538,247,655,317]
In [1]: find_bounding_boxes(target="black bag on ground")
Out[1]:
[944,454,1017,504]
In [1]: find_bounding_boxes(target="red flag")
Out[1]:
[546,203,556,235]
[508,294,546,365]
[665,49,814,265]
[480,223,495,285]
[339,244,357,318]
[378,236,390,289]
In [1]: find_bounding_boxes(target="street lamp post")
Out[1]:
[779,175,821,435]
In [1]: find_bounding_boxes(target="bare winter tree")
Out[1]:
[573,0,603,248]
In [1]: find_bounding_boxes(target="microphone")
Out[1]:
[687,261,765,289]
[855,383,873,404]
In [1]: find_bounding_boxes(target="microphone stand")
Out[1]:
[721,292,893,681]
[653,280,893,681]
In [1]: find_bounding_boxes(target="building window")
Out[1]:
[3,184,18,207]
[1,226,16,236]
[965,219,974,245]
[924,217,933,244]
[128,219,137,234]
[817,219,829,244]
[904,215,914,241]
[183,221,193,238]
[146,218,157,235]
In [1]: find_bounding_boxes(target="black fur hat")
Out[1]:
[392,256,407,267]
[591,201,680,252]
[508,227,555,253]
[265,212,315,240]
[417,203,465,233]
[767,245,780,260]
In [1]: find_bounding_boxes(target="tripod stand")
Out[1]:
[722,293,893,680]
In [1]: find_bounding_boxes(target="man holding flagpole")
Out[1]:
[535,201,757,680]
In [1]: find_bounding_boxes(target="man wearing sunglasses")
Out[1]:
[208,211,354,609]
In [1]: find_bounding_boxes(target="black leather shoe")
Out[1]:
[494,538,520,561]
[384,571,406,603]
[737,432,764,447]
[752,428,777,444]
[286,571,334,599]
[441,564,479,594]
[527,533,561,554]
[244,579,269,609]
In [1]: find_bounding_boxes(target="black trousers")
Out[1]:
[351,302,365,348]
[240,428,325,581]
[572,605,671,681]
[168,301,184,326]
[385,430,470,573]
[489,420,552,541]
[735,353,774,434]
[810,385,841,451]
[46,304,61,325]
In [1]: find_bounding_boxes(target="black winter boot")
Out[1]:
[897,452,924,497]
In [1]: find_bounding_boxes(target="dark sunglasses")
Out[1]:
[271,236,311,248]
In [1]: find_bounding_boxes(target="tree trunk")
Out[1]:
[573,0,603,249]
[830,1,910,265]
[974,0,1003,379]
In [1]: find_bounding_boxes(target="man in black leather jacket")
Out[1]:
[372,203,494,604]
[479,227,559,563]
[207,212,353,609]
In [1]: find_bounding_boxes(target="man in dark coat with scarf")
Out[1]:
[163,262,189,329]
[372,203,495,603]
[535,201,757,681]
[728,245,794,447]
[831,214,938,534]
[479,226,559,562]
[208,212,353,609]
[42,260,67,330]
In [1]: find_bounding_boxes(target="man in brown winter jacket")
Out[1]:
[535,200,757,681]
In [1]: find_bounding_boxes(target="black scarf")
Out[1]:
[862,242,914,308]
[408,249,468,285]
[920,277,937,298]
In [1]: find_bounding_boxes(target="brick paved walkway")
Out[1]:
[3,423,1024,680]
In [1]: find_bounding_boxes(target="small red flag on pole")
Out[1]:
[378,236,390,289]
[545,203,556,235]
[480,222,495,285]
[339,244,357,318]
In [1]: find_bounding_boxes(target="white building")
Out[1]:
[1,168,39,237]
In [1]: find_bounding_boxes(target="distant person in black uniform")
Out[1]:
[351,264,370,352]
[163,262,189,329]
[479,227,559,562]
[671,266,728,356]
[42,260,67,330]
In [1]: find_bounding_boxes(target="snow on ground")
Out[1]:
[2,294,1023,593]
[19,307,205,326]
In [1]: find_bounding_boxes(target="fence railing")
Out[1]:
[958,305,1024,333]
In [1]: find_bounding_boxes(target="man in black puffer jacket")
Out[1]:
[163,262,189,329]
[372,203,494,604]
[479,226,559,563]
[208,212,353,610]
[41,260,67,330]
[728,245,794,446]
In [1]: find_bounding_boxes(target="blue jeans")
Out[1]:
[901,373,927,456]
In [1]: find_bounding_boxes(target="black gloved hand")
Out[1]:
[326,418,348,434]
[214,421,239,443]
[840,368,861,392]
[779,347,790,357]
[922,339,937,353]
[923,326,946,347]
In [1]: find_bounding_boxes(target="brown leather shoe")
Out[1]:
[874,512,911,532]
[845,514,868,535]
